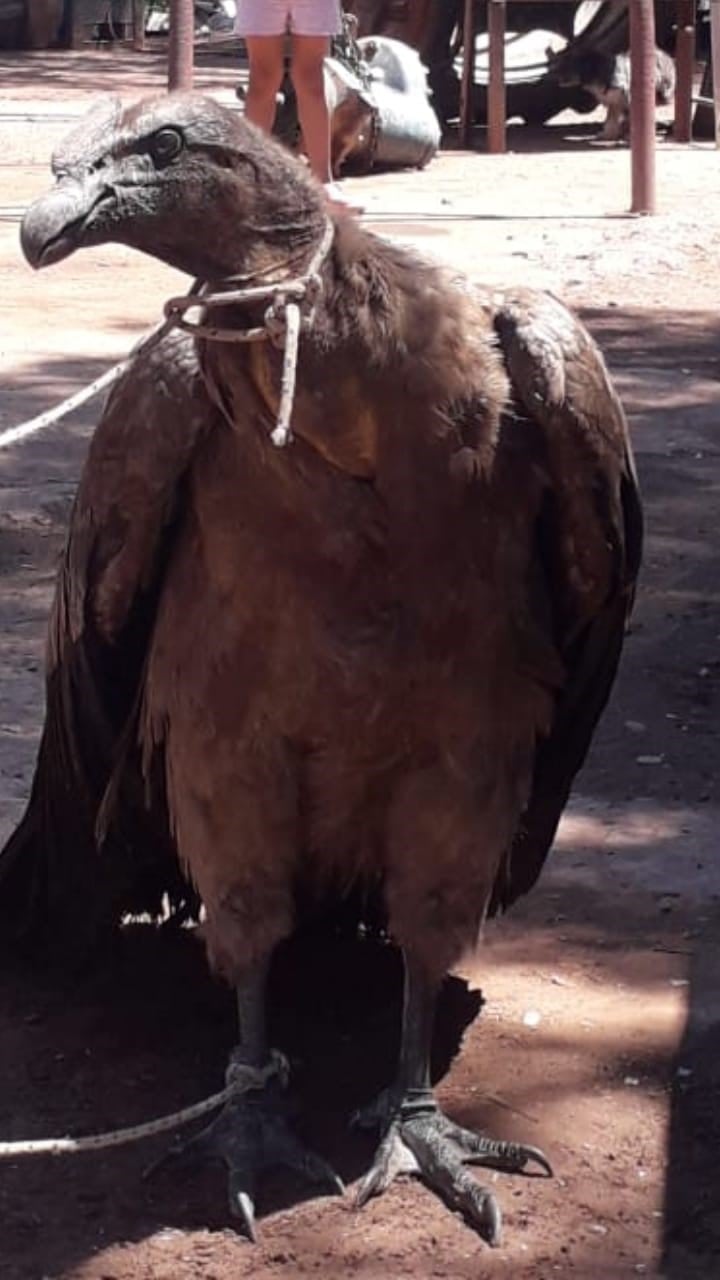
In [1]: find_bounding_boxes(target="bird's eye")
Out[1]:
[149,127,184,166]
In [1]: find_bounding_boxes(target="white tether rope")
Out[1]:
[0,216,334,454]
[0,1052,286,1160]
[0,316,175,453]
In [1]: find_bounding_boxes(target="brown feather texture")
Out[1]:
[4,95,642,983]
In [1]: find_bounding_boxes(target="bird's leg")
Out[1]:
[148,957,343,1238]
[355,952,552,1245]
[235,955,271,1067]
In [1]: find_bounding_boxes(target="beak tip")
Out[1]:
[19,230,42,271]
[20,203,55,270]
[19,181,95,271]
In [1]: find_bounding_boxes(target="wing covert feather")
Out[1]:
[488,290,642,911]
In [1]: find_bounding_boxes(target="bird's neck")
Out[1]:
[202,218,334,292]
[200,223,501,481]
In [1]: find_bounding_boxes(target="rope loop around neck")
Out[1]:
[162,216,335,448]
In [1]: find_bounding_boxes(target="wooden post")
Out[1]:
[712,0,720,146]
[674,0,695,142]
[168,0,194,92]
[459,0,476,148]
[630,0,657,214]
[487,0,507,155]
[66,0,84,49]
[132,0,146,52]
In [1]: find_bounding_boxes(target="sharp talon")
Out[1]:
[522,1144,553,1178]
[355,1123,413,1211]
[355,1167,382,1209]
[453,1127,553,1178]
[230,1182,257,1242]
[490,1141,552,1177]
[301,1152,345,1195]
[354,1183,369,1209]
[485,1194,502,1247]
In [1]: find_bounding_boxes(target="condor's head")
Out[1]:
[21,93,327,281]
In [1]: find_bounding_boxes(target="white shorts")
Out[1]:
[234,0,342,38]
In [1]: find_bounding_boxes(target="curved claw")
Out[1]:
[474,1187,502,1248]
[323,1167,346,1196]
[515,1143,553,1178]
[446,1164,503,1246]
[355,1160,388,1209]
[229,1178,257,1242]
[356,1127,396,1207]
[469,1138,552,1179]
[297,1149,346,1196]
[448,1125,553,1178]
[400,1118,503,1245]
[355,1123,419,1210]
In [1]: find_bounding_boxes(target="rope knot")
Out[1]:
[225,1048,290,1092]
[264,293,292,349]
[162,217,335,450]
[264,271,323,350]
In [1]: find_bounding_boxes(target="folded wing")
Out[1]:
[0,330,212,952]
[487,289,642,912]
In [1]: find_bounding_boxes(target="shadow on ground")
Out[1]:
[0,48,240,99]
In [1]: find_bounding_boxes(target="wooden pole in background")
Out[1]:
[168,0,194,91]
[487,0,507,154]
[459,0,476,148]
[630,0,657,214]
[132,0,146,52]
[674,0,696,142]
[711,0,720,146]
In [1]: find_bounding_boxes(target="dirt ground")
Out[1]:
[1,48,719,1280]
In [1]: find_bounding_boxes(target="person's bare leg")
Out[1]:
[289,34,333,182]
[244,35,286,133]
[290,35,364,214]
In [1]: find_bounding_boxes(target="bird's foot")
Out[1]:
[146,1047,344,1240]
[355,1091,551,1246]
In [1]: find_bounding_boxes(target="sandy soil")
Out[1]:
[0,48,719,1280]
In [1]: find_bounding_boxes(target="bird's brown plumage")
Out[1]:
[3,95,641,989]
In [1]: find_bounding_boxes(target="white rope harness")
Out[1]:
[166,216,334,448]
[0,217,335,454]
[0,1050,287,1160]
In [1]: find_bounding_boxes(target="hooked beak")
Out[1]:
[20,174,114,270]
